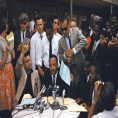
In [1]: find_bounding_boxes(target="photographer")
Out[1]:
[88,81,118,118]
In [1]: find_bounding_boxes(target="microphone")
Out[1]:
[47,85,52,95]
[36,85,46,103]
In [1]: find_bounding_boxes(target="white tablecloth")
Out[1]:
[12,97,80,118]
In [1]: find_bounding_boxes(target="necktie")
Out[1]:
[68,35,71,49]
[53,75,55,85]
[92,41,96,55]
[23,32,24,39]
[49,40,52,58]
[40,35,43,40]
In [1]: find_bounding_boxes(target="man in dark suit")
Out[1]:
[59,15,87,98]
[14,13,32,91]
[47,54,68,97]
[14,13,32,65]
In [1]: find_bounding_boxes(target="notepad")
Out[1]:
[64,98,75,105]
[23,98,36,105]
[67,105,87,112]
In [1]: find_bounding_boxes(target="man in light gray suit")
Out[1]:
[59,16,87,97]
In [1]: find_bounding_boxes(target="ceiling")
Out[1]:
[50,0,118,11]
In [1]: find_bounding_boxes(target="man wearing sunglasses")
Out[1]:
[59,15,87,98]
[14,13,32,90]
[52,17,61,39]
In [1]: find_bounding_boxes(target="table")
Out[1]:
[12,98,80,118]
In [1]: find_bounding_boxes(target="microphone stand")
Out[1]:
[60,89,67,110]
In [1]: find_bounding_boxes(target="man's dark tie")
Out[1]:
[40,35,43,40]
[68,35,71,49]
[23,32,24,39]
[53,75,55,85]
[49,40,52,58]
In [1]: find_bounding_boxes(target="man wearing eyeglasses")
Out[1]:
[14,13,32,90]
[59,15,87,98]
[52,17,61,39]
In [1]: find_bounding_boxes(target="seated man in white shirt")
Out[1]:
[38,22,60,86]
[88,81,118,118]
[52,16,61,39]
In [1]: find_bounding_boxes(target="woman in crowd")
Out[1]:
[0,17,15,118]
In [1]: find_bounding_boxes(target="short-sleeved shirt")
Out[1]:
[0,36,11,63]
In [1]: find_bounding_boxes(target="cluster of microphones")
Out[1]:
[32,84,66,113]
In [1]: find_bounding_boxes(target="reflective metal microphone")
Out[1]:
[36,85,46,103]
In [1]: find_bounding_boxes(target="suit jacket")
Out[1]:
[15,60,41,104]
[76,74,91,104]
[59,27,87,76]
[45,70,69,97]
[14,30,32,67]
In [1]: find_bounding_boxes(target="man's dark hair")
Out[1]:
[111,11,118,21]
[45,21,53,31]
[49,54,58,63]
[0,17,7,34]
[60,15,69,25]
[90,61,102,74]
[23,51,30,63]
[95,21,103,32]
[53,16,59,25]
[34,16,43,24]
[100,81,115,110]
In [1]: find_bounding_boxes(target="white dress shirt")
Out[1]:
[30,31,46,69]
[30,20,35,32]
[20,30,26,43]
[92,106,118,118]
[55,33,62,39]
[51,71,58,85]
[116,33,118,39]
[42,34,60,68]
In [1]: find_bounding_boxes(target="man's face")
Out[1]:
[61,19,70,36]
[19,20,27,32]
[89,66,97,84]
[53,19,59,30]
[84,61,90,76]
[93,24,100,40]
[36,19,43,34]
[49,57,58,75]
[23,55,32,70]
[70,21,76,28]
[82,28,89,38]
[110,16,118,37]
[46,29,53,41]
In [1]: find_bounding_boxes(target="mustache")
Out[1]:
[51,70,55,72]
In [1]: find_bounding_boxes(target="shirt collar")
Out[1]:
[65,32,70,39]
[21,30,26,34]
[51,70,58,79]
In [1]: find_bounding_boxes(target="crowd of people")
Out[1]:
[0,8,118,118]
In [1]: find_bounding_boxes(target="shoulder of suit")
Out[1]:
[14,30,20,34]
[58,35,64,43]
[32,69,38,74]
[31,32,39,40]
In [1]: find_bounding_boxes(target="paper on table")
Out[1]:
[43,97,54,104]
[64,98,75,105]
[23,98,36,105]
[59,60,71,86]
[67,105,87,112]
